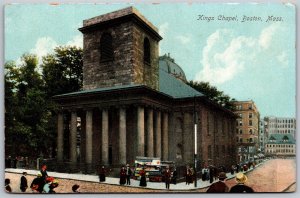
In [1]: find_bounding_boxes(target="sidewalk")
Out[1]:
[5,161,265,191]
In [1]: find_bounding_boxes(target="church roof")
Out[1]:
[159,66,203,98]
[266,134,295,144]
[159,54,187,82]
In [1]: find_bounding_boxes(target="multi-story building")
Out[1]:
[258,119,265,153]
[232,100,260,163]
[264,117,296,138]
[265,134,296,157]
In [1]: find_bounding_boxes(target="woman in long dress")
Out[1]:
[139,167,147,187]
[119,166,126,185]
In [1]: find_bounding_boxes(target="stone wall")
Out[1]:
[82,17,159,91]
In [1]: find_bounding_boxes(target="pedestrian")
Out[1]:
[20,172,28,192]
[98,166,106,182]
[206,172,229,193]
[236,163,240,173]
[43,179,52,193]
[229,172,254,193]
[40,164,48,182]
[49,180,59,193]
[230,165,235,175]
[30,173,44,193]
[125,164,132,185]
[164,166,172,189]
[72,184,80,193]
[139,167,147,187]
[119,166,126,185]
[5,178,12,193]
[172,168,177,184]
[185,165,192,185]
[202,167,208,181]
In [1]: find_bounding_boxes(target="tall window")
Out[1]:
[100,33,113,62]
[144,37,151,64]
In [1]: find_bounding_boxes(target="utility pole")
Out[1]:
[194,96,197,187]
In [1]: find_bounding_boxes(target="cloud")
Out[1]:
[195,24,286,85]
[195,29,256,84]
[30,37,58,59]
[66,34,83,48]
[277,51,289,67]
[29,35,83,65]
[258,23,280,49]
[176,35,191,44]
[158,23,169,38]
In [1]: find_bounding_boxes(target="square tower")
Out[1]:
[79,7,162,90]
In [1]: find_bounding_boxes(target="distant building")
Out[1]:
[264,117,296,138]
[232,100,260,163]
[53,7,237,173]
[258,119,265,153]
[265,134,296,157]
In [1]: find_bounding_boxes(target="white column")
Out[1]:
[155,111,161,158]
[162,112,169,160]
[70,111,77,163]
[119,107,126,165]
[137,106,145,156]
[85,109,93,164]
[102,109,109,165]
[147,108,154,157]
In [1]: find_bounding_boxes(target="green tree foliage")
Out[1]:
[5,46,83,159]
[187,81,235,110]
[5,54,49,156]
[42,46,83,98]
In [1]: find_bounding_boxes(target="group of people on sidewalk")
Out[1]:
[5,164,81,193]
[206,172,254,193]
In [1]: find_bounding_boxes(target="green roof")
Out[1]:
[54,62,203,99]
[159,68,203,98]
[53,84,143,97]
[267,134,296,144]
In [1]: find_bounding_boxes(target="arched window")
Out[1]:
[144,37,150,64]
[100,33,113,62]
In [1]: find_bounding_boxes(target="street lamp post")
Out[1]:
[194,96,197,187]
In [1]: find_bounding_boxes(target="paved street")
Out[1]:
[4,158,296,193]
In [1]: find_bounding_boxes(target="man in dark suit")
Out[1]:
[20,172,28,192]
[206,172,229,193]
[229,172,254,193]
[164,166,172,189]
[125,164,132,185]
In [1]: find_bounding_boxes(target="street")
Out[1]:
[4,158,296,193]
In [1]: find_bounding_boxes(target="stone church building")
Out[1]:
[53,7,237,173]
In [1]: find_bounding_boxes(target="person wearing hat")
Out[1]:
[30,173,45,193]
[119,166,127,185]
[206,172,229,193]
[98,166,106,182]
[20,172,28,192]
[125,164,132,185]
[229,172,254,193]
[5,178,12,193]
[164,166,172,190]
[72,184,80,193]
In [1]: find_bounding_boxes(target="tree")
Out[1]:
[42,46,83,98]
[5,54,50,156]
[187,81,235,110]
[5,46,83,159]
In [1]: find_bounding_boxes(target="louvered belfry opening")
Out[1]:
[100,33,113,62]
[144,37,151,64]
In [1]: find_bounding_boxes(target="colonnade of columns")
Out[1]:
[56,105,169,166]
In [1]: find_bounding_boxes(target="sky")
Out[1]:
[4,2,296,118]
